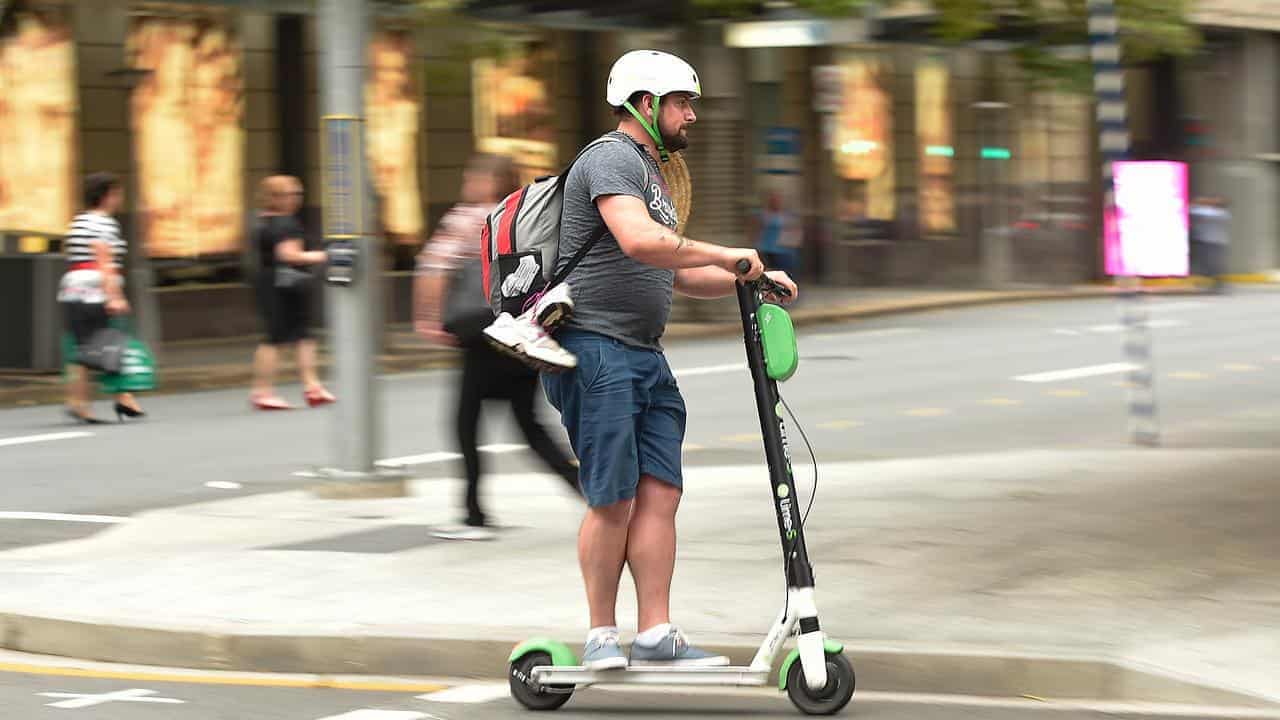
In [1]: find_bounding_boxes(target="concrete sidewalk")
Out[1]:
[2,447,1278,707]
[0,282,1204,408]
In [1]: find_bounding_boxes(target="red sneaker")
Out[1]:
[303,387,337,407]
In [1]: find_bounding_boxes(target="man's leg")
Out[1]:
[626,475,680,631]
[579,497,633,629]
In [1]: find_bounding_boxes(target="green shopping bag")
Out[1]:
[61,317,157,393]
[98,317,157,394]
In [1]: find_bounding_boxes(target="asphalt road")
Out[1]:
[2,289,1278,552]
[1,658,1270,720]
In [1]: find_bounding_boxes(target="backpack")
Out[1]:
[481,135,650,316]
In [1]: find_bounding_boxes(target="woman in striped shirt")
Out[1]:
[57,172,146,423]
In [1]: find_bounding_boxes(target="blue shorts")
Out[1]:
[541,329,686,508]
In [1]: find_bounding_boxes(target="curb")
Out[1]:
[0,285,1207,409]
[0,613,1272,706]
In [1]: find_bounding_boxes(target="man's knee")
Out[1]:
[587,496,634,527]
[636,474,681,513]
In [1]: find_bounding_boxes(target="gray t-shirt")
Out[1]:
[557,131,679,350]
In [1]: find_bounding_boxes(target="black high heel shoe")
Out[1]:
[114,402,146,421]
[66,407,107,425]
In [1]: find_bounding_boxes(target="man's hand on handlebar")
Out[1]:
[723,248,765,280]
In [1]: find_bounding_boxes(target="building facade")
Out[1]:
[4,0,1252,345]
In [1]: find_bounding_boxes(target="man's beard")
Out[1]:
[661,125,689,153]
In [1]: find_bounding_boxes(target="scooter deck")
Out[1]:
[532,665,771,687]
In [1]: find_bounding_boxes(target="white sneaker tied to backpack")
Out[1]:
[483,282,577,372]
[478,135,648,374]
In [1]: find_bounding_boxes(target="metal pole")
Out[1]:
[314,0,401,495]
[1089,0,1159,446]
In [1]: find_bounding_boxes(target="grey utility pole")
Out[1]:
[1088,0,1160,447]
[314,0,404,496]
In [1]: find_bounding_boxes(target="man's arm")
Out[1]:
[675,266,800,302]
[597,194,764,278]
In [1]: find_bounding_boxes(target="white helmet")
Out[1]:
[606,49,701,107]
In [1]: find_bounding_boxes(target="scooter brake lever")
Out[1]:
[734,259,793,299]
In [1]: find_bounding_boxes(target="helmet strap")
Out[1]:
[623,94,669,163]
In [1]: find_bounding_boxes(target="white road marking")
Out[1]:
[1014,362,1139,384]
[38,688,184,709]
[1084,318,1185,334]
[417,682,509,703]
[205,481,242,490]
[375,444,527,468]
[0,431,93,449]
[0,512,127,524]
[312,707,432,712]
[673,363,746,378]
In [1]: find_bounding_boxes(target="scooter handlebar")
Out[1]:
[735,258,793,299]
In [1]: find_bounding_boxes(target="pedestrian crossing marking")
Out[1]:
[417,682,509,703]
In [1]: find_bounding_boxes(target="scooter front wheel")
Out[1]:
[786,651,855,715]
[509,651,574,711]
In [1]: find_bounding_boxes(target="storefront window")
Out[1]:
[916,57,954,233]
[832,52,895,224]
[127,13,244,260]
[472,38,557,184]
[366,28,423,247]
[0,5,77,236]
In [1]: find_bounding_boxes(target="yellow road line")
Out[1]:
[903,408,950,417]
[0,662,448,693]
[1169,371,1209,380]
[1046,389,1086,398]
[720,433,760,443]
[1223,363,1260,372]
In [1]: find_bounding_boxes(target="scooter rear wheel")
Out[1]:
[509,651,574,711]
[786,651,855,715]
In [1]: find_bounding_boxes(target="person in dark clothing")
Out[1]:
[248,175,335,410]
[414,153,582,540]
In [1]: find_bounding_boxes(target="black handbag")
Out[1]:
[442,257,494,344]
[274,264,313,290]
[77,326,130,374]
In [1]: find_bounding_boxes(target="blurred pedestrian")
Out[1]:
[57,172,146,424]
[414,153,582,541]
[753,189,801,275]
[1190,194,1231,294]
[248,175,335,410]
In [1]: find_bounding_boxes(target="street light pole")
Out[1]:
[314,0,404,496]
[973,100,1010,288]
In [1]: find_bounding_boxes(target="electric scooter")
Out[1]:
[507,262,855,715]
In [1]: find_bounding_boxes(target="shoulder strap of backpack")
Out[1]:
[546,134,653,289]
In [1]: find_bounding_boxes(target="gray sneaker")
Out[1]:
[629,627,730,666]
[582,632,627,670]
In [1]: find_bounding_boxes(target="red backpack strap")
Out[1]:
[480,220,493,296]
[496,188,525,255]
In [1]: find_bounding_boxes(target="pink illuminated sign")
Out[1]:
[1104,161,1189,277]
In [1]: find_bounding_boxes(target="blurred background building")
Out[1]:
[0,0,1275,348]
